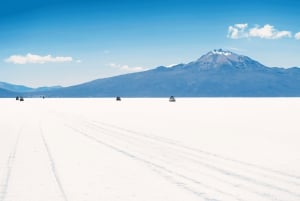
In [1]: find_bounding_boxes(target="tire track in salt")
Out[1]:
[0,127,22,201]
[65,124,249,201]
[88,119,300,188]
[54,112,300,201]
[39,124,69,201]
[92,120,300,182]
[82,120,300,201]
[85,120,300,188]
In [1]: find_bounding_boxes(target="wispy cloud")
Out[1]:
[5,53,73,64]
[295,32,300,40]
[227,23,248,39]
[109,63,147,72]
[228,24,292,39]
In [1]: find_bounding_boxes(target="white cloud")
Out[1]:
[227,23,248,39]
[295,32,300,40]
[249,24,291,39]
[120,65,145,72]
[235,24,248,29]
[5,53,73,64]
[228,23,292,39]
[108,63,147,72]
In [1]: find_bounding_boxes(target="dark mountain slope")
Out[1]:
[42,49,300,97]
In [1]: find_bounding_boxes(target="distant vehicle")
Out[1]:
[20,97,24,101]
[169,96,176,102]
[16,96,19,100]
[116,96,121,101]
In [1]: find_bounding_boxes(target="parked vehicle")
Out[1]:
[169,96,176,102]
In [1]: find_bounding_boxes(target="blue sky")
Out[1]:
[1,0,300,87]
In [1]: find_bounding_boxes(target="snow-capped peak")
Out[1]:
[187,49,266,70]
[211,49,232,56]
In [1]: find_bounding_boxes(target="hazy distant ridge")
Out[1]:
[0,82,62,95]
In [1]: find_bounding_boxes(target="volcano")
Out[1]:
[3,49,300,97]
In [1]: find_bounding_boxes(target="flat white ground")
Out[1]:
[0,98,300,201]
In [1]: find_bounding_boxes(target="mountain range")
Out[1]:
[2,49,300,97]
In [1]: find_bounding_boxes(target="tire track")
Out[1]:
[54,112,300,201]
[85,120,300,189]
[92,120,300,182]
[65,124,246,201]
[88,119,300,186]
[0,127,22,201]
[39,124,69,201]
[81,120,300,201]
